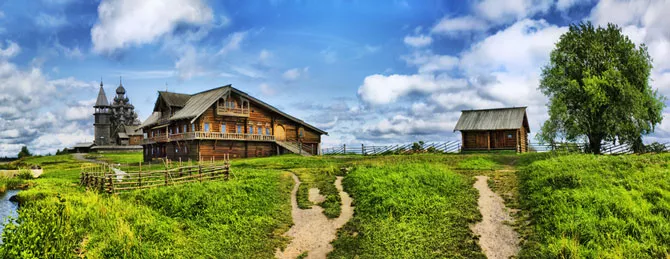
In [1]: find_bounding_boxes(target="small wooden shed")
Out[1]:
[454,107,530,152]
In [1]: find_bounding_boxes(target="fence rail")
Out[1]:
[322,141,462,155]
[79,155,231,194]
[323,141,670,155]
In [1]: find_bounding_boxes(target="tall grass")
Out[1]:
[0,155,294,258]
[518,154,670,258]
[330,162,484,258]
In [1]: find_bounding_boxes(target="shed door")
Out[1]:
[275,125,286,141]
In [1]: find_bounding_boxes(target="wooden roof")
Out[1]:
[140,85,327,135]
[157,91,191,107]
[454,107,530,132]
[95,85,109,107]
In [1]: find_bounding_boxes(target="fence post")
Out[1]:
[108,175,114,194]
[138,169,142,188]
[362,144,365,155]
[164,170,168,186]
[199,165,203,183]
[343,144,346,154]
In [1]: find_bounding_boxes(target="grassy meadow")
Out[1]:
[0,151,669,258]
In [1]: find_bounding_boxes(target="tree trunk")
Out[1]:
[588,135,602,154]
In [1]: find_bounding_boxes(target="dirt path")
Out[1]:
[470,175,520,259]
[275,174,354,259]
[72,153,104,164]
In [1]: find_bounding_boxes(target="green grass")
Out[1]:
[330,161,484,258]
[518,154,670,258]
[457,156,501,170]
[85,152,143,164]
[0,154,294,258]
[292,168,344,218]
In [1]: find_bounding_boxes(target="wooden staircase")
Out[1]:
[276,141,313,156]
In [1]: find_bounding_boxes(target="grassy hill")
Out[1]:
[0,152,668,258]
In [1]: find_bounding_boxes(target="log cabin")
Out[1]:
[454,107,530,152]
[138,85,327,162]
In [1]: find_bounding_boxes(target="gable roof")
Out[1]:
[138,111,161,129]
[124,125,143,136]
[95,85,109,107]
[158,91,191,107]
[454,107,530,132]
[229,87,328,135]
[140,85,327,135]
[170,86,230,122]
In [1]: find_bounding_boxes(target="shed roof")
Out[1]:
[454,107,530,132]
[118,132,129,139]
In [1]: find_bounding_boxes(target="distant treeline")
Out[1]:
[0,157,17,162]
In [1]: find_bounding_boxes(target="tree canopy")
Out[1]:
[17,146,32,159]
[538,22,665,154]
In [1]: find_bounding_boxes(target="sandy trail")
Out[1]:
[275,174,353,259]
[470,175,520,259]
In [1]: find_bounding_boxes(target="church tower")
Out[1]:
[94,81,112,146]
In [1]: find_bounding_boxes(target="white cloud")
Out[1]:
[358,73,467,105]
[0,41,20,59]
[431,16,489,35]
[556,0,593,11]
[65,106,93,121]
[217,31,247,55]
[231,66,265,79]
[474,0,553,24]
[259,83,275,96]
[35,13,67,28]
[259,49,272,63]
[282,67,309,81]
[403,34,433,48]
[402,51,459,74]
[460,19,567,75]
[91,0,213,53]
[175,46,204,80]
[0,42,95,156]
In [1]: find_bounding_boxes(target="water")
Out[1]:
[0,189,20,244]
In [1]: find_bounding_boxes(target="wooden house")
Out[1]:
[454,107,530,152]
[138,85,327,162]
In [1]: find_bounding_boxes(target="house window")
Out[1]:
[299,127,304,137]
[204,123,210,132]
[249,125,253,134]
[175,126,179,134]
[507,134,513,139]
[237,125,242,133]
[256,127,261,135]
[266,128,270,135]
[221,123,226,133]
[191,124,195,132]
[169,128,173,134]
[175,147,179,153]
[184,125,187,133]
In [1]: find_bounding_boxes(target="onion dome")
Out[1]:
[116,76,125,94]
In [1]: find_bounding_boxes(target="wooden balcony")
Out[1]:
[143,132,275,144]
[216,107,250,117]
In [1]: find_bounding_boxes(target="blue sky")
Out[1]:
[1,0,670,156]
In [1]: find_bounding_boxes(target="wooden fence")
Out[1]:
[80,155,231,194]
[323,141,670,155]
[322,141,462,155]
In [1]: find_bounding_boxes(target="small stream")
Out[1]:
[0,189,20,244]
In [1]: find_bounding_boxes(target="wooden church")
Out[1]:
[138,85,327,162]
[454,107,530,152]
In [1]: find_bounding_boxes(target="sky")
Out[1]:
[1,0,670,157]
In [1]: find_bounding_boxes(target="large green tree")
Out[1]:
[538,22,665,154]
